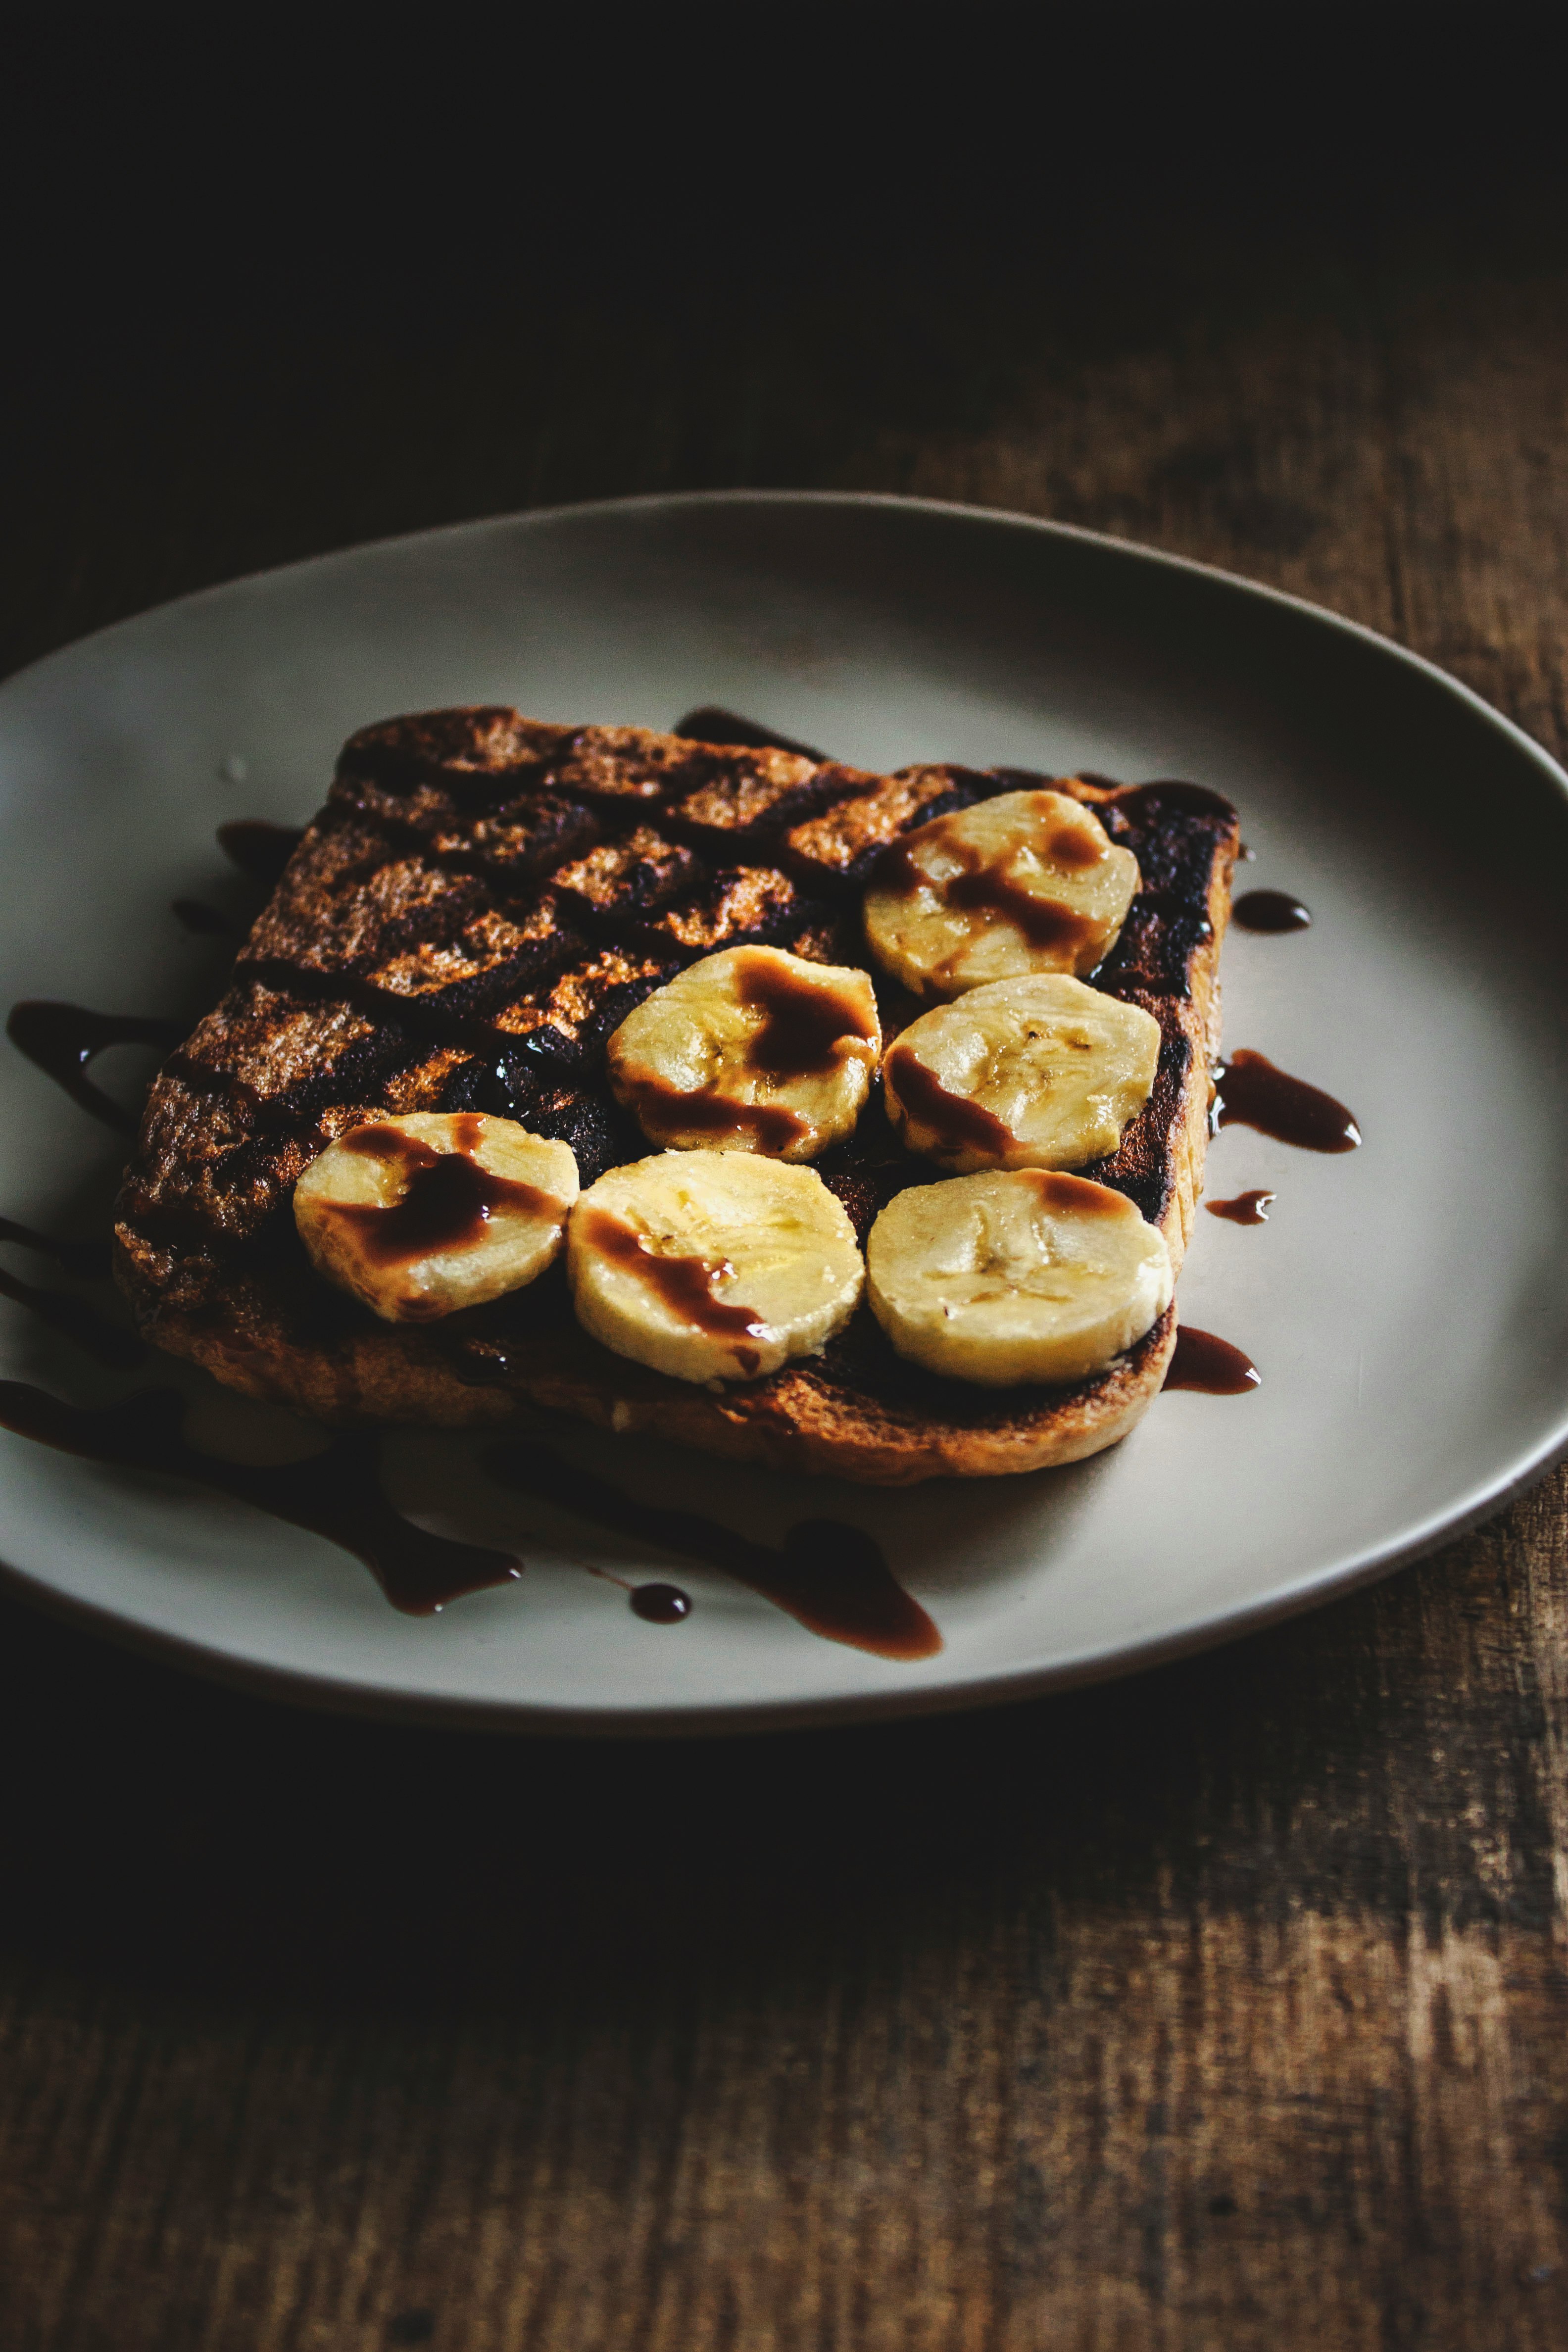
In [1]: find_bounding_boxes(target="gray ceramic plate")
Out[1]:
[1,492,1566,1733]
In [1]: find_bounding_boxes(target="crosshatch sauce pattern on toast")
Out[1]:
[113,711,1238,1484]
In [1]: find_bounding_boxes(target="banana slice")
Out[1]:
[866,1168,1172,1387]
[606,945,881,1160]
[864,789,1138,999]
[568,1149,863,1384]
[882,974,1162,1174]
[294,1111,579,1323]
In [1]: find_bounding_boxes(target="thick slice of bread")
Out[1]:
[114,712,1236,1484]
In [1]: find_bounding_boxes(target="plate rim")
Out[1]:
[10,482,1566,804]
[0,1436,1562,1740]
[2,486,1566,1737]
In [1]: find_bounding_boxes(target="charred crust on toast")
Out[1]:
[114,709,1237,1482]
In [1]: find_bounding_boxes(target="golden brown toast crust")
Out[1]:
[113,713,1237,1484]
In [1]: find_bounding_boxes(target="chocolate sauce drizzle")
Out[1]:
[1044,823,1108,871]
[1206,1188,1275,1226]
[1234,890,1311,933]
[326,1118,557,1270]
[882,1042,1012,1160]
[1216,1050,1360,1153]
[572,1206,768,1377]
[615,951,876,1155]
[736,952,876,1079]
[0,1268,146,1369]
[216,819,305,884]
[171,898,237,938]
[672,706,829,761]
[0,1381,519,1613]
[612,1079,809,1156]
[0,1219,113,1280]
[878,835,1099,960]
[6,1002,185,1131]
[483,1439,941,1660]
[1164,1329,1261,1394]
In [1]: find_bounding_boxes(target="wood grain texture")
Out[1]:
[3,100,1568,2351]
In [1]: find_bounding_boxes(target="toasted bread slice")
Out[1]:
[114,712,1236,1483]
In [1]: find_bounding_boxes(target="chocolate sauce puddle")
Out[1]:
[1216,1050,1360,1153]
[1206,1188,1275,1226]
[0,1270,146,1369]
[0,1383,519,1613]
[1164,1329,1261,1394]
[216,820,305,884]
[482,1440,941,1660]
[6,1003,185,1130]
[1234,890,1311,933]
[574,1556,694,1625]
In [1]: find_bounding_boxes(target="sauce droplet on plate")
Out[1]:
[1164,1329,1261,1394]
[1234,890,1311,933]
[631,1582,691,1623]
[1205,1188,1275,1226]
[1216,1050,1360,1153]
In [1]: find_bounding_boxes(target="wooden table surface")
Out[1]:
[3,94,1568,2352]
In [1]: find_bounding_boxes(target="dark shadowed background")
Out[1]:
[3,16,1568,2349]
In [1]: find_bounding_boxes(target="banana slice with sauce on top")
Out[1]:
[294,1112,580,1323]
[568,1148,864,1384]
[866,1167,1172,1387]
[864,789,1138,1000]
[605,945,881,1160]
[882,974,1161,1175]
